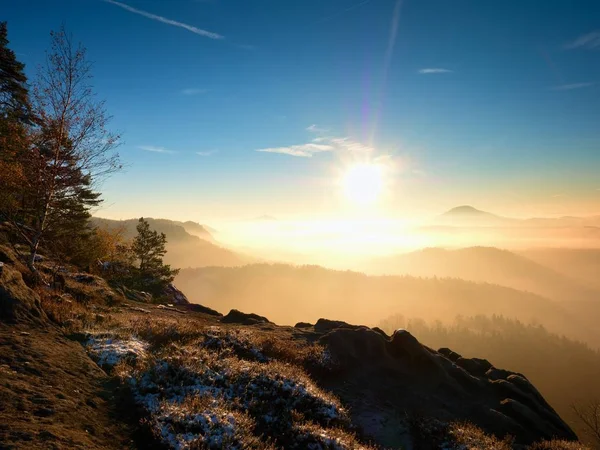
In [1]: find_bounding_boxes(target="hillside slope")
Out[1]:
[0,249,585,449]
[175,263,600,347]
[91,217,248,268]
[366,246,600,303]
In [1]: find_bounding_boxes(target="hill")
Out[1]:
[90,217,248,268]
[437,205,515,226]
[0,249,583,448]
[518,248,600,290]
[365,246,600,304]
[175,263,600,347]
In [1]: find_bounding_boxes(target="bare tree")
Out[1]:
[8,26,121,278]
[572,400,600,446]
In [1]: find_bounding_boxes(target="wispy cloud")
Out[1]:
[418,68,453,74]
[256,143,334,158]
[564,31,600,50]
[196,150,218,156]
[181,88,207,96]
[138,145,176,154]
[256,135,375,158]
[103,0,224,40]
[551,82,594,91]
[306,124,329,133]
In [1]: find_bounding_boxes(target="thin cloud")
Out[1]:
[196,150,218,156]
[329,137,375,154]
[103,0,224,40]
[552,82,594,91]
[418,68,453,74]
[306,124,328,133]
[256,143,334,158]
[256,135,374,158]
[182,88,208,96]
[564,31,600,50]
[138,145,176,154]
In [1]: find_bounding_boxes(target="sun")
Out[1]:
[342,163,384,205]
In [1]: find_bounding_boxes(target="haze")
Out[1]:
[4,0,600,444]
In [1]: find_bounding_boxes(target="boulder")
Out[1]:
[314,318,364,333]
[294,322,313,329]
[163,283,190,306]
[315,321,577,445]
[221,309,270,325]
[0,263,46,324]
[119,286,152,303]
[186,303,222,317]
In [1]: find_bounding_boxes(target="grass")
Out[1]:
[84,312,373,450]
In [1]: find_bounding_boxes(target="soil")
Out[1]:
[0,323,135,450]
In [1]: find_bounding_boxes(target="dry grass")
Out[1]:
[529,440,591,450]
[447,422,514,450]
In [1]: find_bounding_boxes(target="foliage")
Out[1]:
[0,22,31,224]
[0,24,121,279]
[131,218,179,296]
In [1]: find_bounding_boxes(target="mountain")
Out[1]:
[438,205,514,226]
[175,263,600,347]
[366,246,600,304]
[518,248,600,290]
[175,220,216,241]
[0,249,580,448]
[90,217,248,268]
[253,214,278,221]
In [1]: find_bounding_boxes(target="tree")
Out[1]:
[0,22,32,221]
[131,218,179,295]
[0,21,31,121]
[3,26,121,278]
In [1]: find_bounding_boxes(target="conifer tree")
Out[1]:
[132,218,179,295]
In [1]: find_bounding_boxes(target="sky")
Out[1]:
[3,0,600,222]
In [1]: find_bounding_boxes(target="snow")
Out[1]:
[86,334,148,368]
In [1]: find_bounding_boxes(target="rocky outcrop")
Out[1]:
[221,309,270,325]
[0,263,45,324]
[163,283,189,305]
[316,322,577,446]
[186,303,222,317]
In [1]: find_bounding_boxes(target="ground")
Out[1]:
[0,323,135,449]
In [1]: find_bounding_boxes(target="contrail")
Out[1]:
[103,0,224,40]
[370,0,403,145]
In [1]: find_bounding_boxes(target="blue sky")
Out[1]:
[3,0,600,221]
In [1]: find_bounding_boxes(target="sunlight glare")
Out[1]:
[343,163,384,205]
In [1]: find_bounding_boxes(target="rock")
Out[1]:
[221,309,270,325]
[186,303,222,317]
[315,321,576,445]
[119,286,152,303]
[438,347,462,362]
[314,318,364,333]
[294,322,313,329]
[455,357,493,377]
[0,263,46,324]
[163,283,189,305]
[73,274,97,284]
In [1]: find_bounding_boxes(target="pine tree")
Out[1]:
[2,26,121,278]
[132,218,179,295]
[0,21,31,122]
[0,22,32,222]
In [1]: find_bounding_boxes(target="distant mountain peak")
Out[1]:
[444,205,491,216]
[253,215,278,221]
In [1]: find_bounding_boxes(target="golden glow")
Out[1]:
[342,163,384,205]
